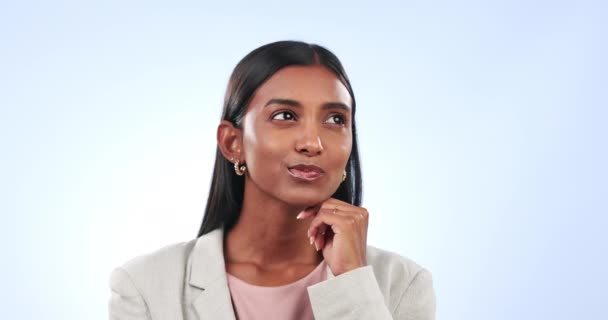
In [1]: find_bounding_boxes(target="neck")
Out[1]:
[224,177,322,267]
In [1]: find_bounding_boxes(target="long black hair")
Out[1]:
[197,40,362,237]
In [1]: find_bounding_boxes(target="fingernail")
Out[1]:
[296,212,304,219]
[309,236,314,245]
[314,243,320,251]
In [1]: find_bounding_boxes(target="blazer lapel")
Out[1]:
[188,228,236,320]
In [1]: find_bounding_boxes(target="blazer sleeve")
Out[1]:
[394,269,436,320]
[108,267,152,320]
[307,266,436,320]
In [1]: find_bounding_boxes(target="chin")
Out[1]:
[279,189,333,207]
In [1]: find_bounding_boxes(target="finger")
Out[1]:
[318,202,353,214]
[308,208,354,237]
[308,213,324,245]
[297,204,322,220]
[339,208,368,241]
[308,208,333,240]
[318,202,367,219]
[317,225,335,251]
[312,207,340,250]
[324,205,369,231]
[314,223,328,251]
[331,209,368,228]
[308,205,366,241]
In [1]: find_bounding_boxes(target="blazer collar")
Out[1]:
[189,228,227,289]
[189,227,236,320]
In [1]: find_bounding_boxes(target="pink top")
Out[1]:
[226,260,328,320]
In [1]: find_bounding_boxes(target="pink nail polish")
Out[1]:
[309,236,314,245]
[296,212,304,219]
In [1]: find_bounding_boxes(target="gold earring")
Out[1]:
[342,170,347,182]
[234,159,246,176]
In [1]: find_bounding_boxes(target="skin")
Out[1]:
[217,65,369,286]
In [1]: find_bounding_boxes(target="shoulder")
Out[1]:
[108,239,202,319]
[109,239,197,296]
[119,240,196,273]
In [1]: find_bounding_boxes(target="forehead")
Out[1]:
[248,65,352,109]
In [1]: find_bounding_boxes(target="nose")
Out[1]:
[295,122,323,156]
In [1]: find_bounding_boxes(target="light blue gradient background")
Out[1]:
[1,0,606,319]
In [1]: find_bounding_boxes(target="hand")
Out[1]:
[297,198,369,276]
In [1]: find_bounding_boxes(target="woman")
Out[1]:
[109,40,436,320]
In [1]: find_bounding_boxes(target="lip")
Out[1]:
[287,164,325,181]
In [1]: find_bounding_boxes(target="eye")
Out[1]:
[271,111,296,121]
[325,114,346,125]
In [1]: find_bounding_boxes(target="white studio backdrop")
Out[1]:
[1,0,606,319]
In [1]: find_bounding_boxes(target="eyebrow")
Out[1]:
[264,98,351,112]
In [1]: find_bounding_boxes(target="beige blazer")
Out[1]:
[109,228,436,319]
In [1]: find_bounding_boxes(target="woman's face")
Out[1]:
[241,65,353,207]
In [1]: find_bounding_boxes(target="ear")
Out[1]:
[217,120,243,163]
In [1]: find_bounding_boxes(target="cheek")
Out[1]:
[242,124,287,174]
[250,139,283,167]
[330,133,352,165]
